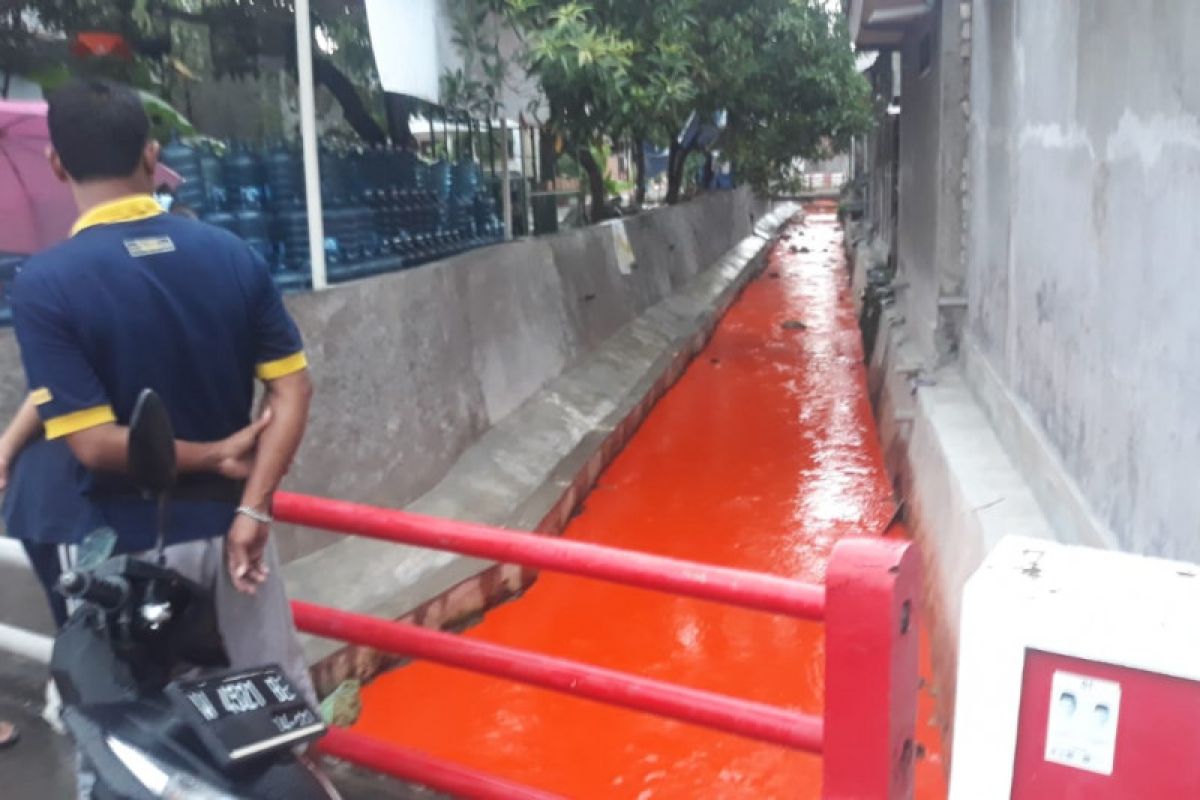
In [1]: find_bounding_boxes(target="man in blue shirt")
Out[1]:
[0,199,228,632]
[10,79,316,705]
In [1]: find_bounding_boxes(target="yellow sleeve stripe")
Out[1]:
[44,405,117,440]
[29,387,53,406]
[256,351,308,381]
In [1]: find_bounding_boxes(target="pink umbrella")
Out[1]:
[0,99,180,254]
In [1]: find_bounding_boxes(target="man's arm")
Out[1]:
[0,395,43,490]
[9,270,271,477]
[64,414,272,480]
[226,369,313,594]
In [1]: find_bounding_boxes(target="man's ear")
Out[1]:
[46,147,69,183]
[141,140,161,176]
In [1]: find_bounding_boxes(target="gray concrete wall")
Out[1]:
[0,190,764,632]
[277,188,760,561]
[966,0,1200,560]
[896,0,969,364]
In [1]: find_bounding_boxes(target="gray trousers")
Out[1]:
[161,535,317,707]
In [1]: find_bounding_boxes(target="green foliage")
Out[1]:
[680,149,707,195]
[139,89,197,140]
[441,0,517,119]
[504,0,697,150]
[3,0,388,142]
[486,0,872,195]
[692,0,873,192]
[7,0,872,196]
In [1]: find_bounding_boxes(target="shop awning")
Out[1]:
[846,0,934,49]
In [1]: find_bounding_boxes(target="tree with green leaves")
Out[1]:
[508,1,632,217]
[680,0,872,200]
[590,0,699,206]
[451,0,870,211]
[501,0,699,217]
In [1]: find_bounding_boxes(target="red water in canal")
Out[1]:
[354,209,948,798]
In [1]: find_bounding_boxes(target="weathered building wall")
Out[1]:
[895,0,969,364]
[966,0,1200,559]
[850,0,1200,736]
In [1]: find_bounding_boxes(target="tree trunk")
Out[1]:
[578,146,608,222]
[666,140,691,205]
[701,152,715,190]
[634,139,647,207]
[311,56,387,145]
[287,39,387,145]
[538,129,558,186]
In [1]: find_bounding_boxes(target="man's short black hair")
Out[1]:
[47,79,150,182]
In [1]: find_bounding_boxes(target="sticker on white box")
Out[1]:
[1044,670,1121,775]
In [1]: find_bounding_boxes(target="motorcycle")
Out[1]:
[50,389,337,799]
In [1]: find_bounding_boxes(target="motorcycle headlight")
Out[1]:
[160,772,242,800]
[106,736,239,800]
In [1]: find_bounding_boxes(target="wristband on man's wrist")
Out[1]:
[236,505,273,525]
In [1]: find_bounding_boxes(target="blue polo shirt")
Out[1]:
[10,195,307,551]
[2,437,103,545]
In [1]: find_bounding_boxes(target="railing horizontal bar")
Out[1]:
[294,601,823,753]
[318,727,563,800]
[276,492,826,621]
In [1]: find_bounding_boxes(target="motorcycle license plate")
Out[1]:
[165,665,325,767]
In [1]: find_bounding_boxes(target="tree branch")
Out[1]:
[283,38,387,145]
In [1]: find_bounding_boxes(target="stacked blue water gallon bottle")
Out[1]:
[158,137,504,290]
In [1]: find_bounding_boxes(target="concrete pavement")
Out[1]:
[0,651,74,799]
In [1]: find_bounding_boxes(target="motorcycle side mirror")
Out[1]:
[130,390,177,561]
[128,389,176,497]
[75,527,119,571]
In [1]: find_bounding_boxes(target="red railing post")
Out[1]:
[822,536,921,800]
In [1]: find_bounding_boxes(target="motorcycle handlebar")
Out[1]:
[58,571,129,610]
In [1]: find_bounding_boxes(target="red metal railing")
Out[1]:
[292,601,823,752]
[275,491,921,800]
[277,492,825,619]
[320,728,562,800]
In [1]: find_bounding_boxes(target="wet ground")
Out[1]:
[354,209,948,798]
[0,651,76,799]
